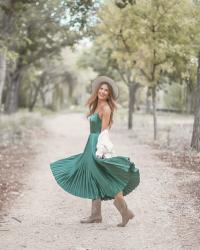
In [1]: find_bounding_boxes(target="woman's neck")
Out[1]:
[97,99,107,108]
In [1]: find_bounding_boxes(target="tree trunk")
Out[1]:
[132,83,139,112]
[185,78,194,114]
[0,1,15,110]
[152,86,157,140]
[0,49,6,110]
[128,83,134,129]
[40,90,46,107]
[128,85,133,129]
[191,52,200,152]
[146,87,151,113]
[4,72,21,114]
[4,61,23,114]
[28,84,40,112]
[128,82,140,129]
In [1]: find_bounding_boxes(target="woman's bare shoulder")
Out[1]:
[98,104,111,119]
[102,104,111,114]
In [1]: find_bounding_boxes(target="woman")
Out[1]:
[50,76,140,227]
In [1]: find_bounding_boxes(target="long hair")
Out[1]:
[85,82,118,128]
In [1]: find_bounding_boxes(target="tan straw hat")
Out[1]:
[91,76,119,100]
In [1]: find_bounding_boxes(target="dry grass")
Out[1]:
[118,111,200,222]
[0,112,44,215]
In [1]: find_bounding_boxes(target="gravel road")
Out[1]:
[0,113,199,250]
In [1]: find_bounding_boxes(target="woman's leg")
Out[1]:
[113,191,135,227]
[80,199,102,223]
[115,191,123,199]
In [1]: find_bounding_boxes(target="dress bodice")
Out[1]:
[89,113,102,134]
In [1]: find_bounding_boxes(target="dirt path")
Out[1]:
[0,113,199,250]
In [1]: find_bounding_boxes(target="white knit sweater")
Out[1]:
[95,129,116,159]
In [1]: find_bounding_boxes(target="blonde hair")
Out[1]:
[85,82,118,128]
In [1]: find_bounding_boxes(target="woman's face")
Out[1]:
[98,83,109,101]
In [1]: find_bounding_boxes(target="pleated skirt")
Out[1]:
[50,133,140,201]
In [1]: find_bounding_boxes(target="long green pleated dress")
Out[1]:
[50,112,140,201]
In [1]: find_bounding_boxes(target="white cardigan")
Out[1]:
[96,129,116,158]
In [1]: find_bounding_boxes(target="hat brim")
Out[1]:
[91,76,119,100]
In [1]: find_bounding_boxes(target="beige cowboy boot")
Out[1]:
[113,198,135,227]
[80,199,102,223]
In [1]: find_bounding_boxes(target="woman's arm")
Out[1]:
[96,106,116,158]
[101,106,111,132]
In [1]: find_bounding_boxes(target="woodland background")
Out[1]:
[0,1,200,245]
